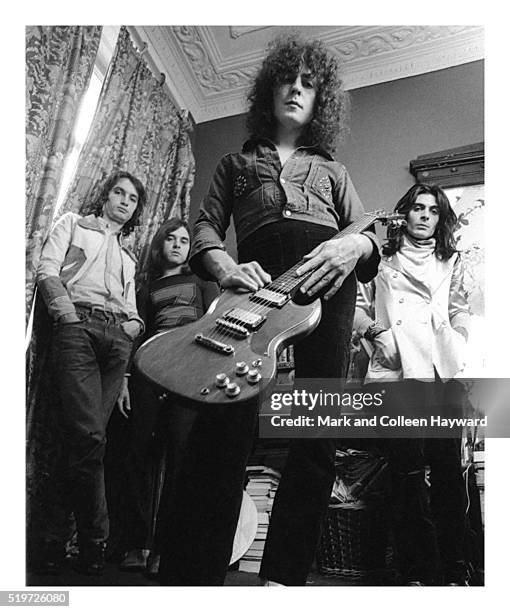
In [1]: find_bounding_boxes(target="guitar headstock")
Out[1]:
[369,209,406,228]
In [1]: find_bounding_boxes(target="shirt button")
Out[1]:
[425,298,431,304]
[280,178,286,185]
[396,320,402,325]
[393,273,398,278]
[284,209,292,217]
[398,298,404,303]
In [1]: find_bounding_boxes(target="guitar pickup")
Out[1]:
[222,308,265,331]
[250,288,289,308]
[215,318,250,338]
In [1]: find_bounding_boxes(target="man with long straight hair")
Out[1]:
[35,170,146,575]
[355,183,471,585]
[116,218,218,576]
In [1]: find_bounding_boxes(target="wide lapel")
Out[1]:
[429,252,457,296]
[382,254,432,300]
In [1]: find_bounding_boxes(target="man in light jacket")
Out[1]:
[35,171,146,575]
[355,183,471,586]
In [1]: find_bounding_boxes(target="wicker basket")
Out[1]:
[316,500,389,580]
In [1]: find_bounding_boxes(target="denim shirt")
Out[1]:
[190,138,379,281]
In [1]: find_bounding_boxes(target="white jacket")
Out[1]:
[355,252,470,381]
[37,212,142,325]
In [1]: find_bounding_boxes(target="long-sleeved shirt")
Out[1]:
[189,138,379,281]
[37,212,143,327]
[137,272,219,338]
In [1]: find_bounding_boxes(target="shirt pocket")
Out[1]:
[306,167,336,219]
[232,162,264,205]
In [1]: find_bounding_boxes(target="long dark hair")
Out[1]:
[87,170,147,236]
[146,218,191,281]
[246,34,349,154]
[383,183,458,260]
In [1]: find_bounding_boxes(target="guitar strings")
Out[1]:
[205,212,397,346]
[203,213,385,347]
[204,213,384,347]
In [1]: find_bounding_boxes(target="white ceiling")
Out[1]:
[125,25,484,124]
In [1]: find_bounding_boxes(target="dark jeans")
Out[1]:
[51,306,132,543]
[239,221,357,585]
[157,401,259,585]
[376,380,467,584]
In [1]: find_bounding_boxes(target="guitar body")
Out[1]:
[134,211,403,407]
[134,288,321,406]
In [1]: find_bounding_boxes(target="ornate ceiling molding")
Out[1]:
[132,25,484,124]
[229,26,269,39]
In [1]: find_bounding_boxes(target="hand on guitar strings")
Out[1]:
[295,234,372,300]
[218,261,272,293]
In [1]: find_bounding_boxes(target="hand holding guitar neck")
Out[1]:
[296,233,374,300]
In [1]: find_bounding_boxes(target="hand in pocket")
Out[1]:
[121,320,141,340]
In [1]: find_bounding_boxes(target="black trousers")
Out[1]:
[240,221,357,585]
[156,221,356,585]
[120,370,196,551]
[157,401,259,585]
[375,379,467,584]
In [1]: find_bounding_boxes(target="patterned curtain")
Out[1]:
[60,26,195,279]
[25,26,102,323]
[26,26,195,555]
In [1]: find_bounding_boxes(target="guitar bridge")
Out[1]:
[195,333,234,354]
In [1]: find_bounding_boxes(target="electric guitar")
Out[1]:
[134,211,404,406]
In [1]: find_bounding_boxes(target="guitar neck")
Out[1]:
[269,213,377,294]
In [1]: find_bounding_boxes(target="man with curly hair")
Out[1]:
[35,171,146,575]
[158,35,379,586]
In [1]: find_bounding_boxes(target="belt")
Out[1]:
[74,303,129,321]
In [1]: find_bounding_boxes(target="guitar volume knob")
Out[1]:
[235,361,249,375]
[247,369,261,384]
[225,382,241,397]
[215,373,229,388]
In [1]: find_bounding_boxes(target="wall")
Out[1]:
[190,60,484,254]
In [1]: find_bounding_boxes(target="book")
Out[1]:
[239,559,261,573]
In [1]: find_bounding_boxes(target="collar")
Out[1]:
[78,214,107,232]
[77,214,137,261]
[242,137,334,161]
[78,214,121,235]
[382,250,458,296]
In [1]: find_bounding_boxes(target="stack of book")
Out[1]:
[238,465,281,573]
